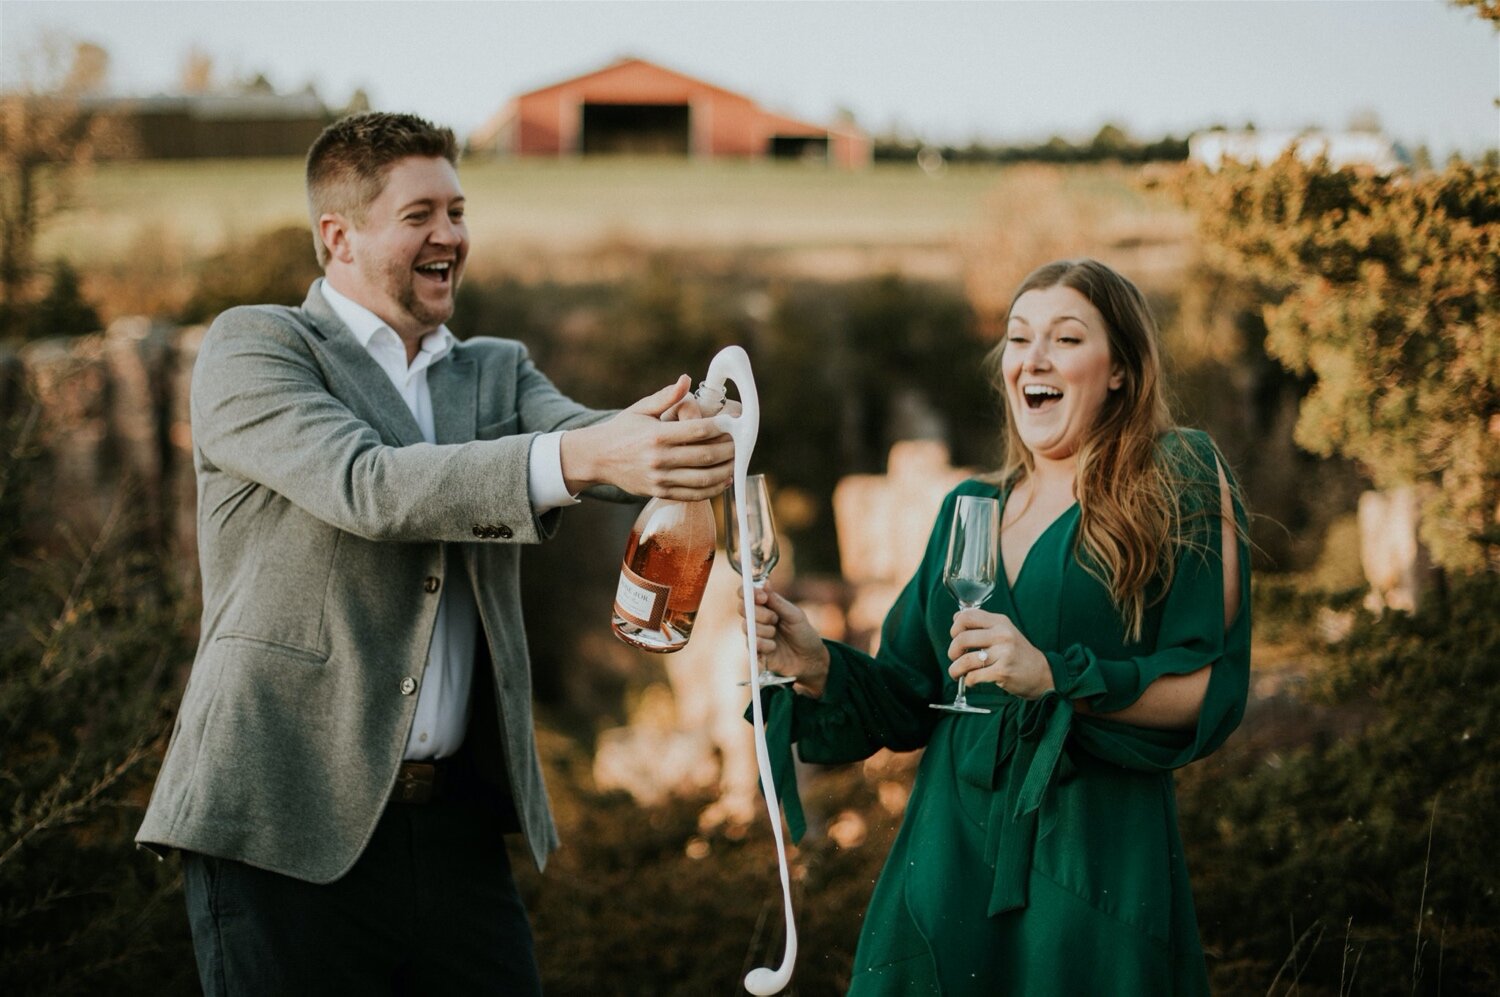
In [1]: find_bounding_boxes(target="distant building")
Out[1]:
[469,56,871,169]
[1188,129,1403,174]
[77,87,334,159]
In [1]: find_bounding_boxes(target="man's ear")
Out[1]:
[318,213,355,266]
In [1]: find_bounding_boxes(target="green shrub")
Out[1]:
[0,405,197,995]
[520,732,895,996]
[1178,159,1500,575]
[19,261,102,340]
[178,224,322,325]
[1180,573,1500,995]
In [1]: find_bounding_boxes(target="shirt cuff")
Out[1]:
[528,431,581,514]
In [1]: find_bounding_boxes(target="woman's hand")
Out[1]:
[947,608,1054,700]
[738,582,831,697]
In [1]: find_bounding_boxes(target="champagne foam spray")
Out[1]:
[702,346,798,996]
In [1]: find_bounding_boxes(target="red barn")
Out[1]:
[469,57,870,169]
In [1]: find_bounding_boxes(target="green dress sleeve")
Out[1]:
[1043,428,1252,773]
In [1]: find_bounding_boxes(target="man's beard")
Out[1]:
[398,279,453,332]
[375,256,457,333]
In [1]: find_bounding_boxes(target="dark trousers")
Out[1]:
[182,798,541,996]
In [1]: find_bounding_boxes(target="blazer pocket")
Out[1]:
[215,632,328,665]
[476,415,519,440]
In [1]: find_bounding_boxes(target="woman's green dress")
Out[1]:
[761,429,1251,995]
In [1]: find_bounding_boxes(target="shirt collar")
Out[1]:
[319,277,457,365]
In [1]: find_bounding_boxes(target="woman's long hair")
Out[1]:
[988,258,1214,642]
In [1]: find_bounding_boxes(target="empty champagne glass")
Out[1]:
[930,495,998,714]
[727,474,796,688]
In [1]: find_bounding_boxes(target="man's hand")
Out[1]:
[560,376,736,500]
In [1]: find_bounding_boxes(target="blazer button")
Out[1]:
[483,525,500,539]
[497,524,513,539]
[471,525,484,538]
[400,677,417,695]
[423,576,441,593]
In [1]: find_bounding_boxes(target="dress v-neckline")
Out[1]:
[1000,485,1079,593]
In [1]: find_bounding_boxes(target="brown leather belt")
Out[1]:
[392,760,447,805]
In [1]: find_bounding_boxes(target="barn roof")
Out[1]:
[514,56,755,105]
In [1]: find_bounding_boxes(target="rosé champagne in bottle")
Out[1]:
[610,382,725,653]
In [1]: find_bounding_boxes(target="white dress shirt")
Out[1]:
[320,279,578,760]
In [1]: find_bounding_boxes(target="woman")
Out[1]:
[747,259,1250,995]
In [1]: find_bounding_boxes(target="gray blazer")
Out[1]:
[137,280,613,882]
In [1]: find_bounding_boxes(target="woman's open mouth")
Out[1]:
[1022,385,1063,411]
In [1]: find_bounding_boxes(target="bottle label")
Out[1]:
[615,564,670,631]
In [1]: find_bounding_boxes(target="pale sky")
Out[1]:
[2,0,1497,156]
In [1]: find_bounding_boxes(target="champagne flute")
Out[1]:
[930,495,998,715]
[727,475,796,688]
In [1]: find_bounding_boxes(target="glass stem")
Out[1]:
[748,577,771,678]
[954,599,978,706]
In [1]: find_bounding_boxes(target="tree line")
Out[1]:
[874,122,1190,165]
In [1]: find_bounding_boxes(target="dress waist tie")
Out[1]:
[957,693,1076,917]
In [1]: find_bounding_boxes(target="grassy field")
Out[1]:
[42,156,1190,283]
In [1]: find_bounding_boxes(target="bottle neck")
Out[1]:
[694,382,727,416]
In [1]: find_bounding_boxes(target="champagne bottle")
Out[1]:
[610,382,725,653]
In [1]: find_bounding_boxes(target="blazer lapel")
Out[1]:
[301,280,425,447]
[426,349,477,446]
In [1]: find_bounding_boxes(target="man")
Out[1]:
[136,112,733,994]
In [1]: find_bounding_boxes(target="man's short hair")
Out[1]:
[305,112,460,267]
